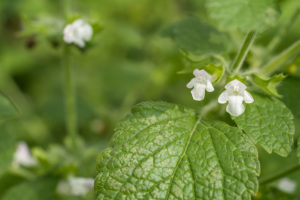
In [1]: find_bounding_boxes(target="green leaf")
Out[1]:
[206,0,280,32]
[278,77,300,117]
[163,17,228,55]
[0,93,18,123]
[232,94,295,157]
[252,73,286,97]
[0,126,17,177]
[95,102,259,199]
[2,178,58,200]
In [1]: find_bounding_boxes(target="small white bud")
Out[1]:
[57,176,94,196]
[63,19,93,48]
[12,142,37,168]
[277,178,296,194]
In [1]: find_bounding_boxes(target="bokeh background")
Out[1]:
[0,0,299,199]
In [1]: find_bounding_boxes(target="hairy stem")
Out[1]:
[63,45,78,151]
[260,164,300,185]
[231,31,257,73]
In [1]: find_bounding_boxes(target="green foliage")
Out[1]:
[163,17,228,55]
[206,0,280,32]
[252,73,286,97]
[0,126,17,177]
[95,102,259,199]
[2,177,58,200]
[298,138,300,163]
[0,93,18,123]
[1,0,300,198]
[254,186,294,200]
[279,77,300,117]
[233,94,294,157]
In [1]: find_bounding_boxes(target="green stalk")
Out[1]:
[262,40,300,75]
[63,45,78,151]
[231,31,257,73]
[260,164,300,185]
[267,9,300,52]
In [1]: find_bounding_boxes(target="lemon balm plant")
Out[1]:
[94,1,300,200]
[0,0,299,199]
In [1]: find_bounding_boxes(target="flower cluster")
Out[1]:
[63,19,93,48]
[187,69,254,116]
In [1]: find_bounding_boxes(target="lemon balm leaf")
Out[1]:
[207,0,280,32]
[163,17,228,55]
[95,101,259,200]
[233,94,295,157]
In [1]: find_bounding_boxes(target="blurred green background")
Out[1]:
[0,0,300,199]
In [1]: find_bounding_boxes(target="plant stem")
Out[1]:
[231,31,257,73]
[262,40,300,75]
[260,164,300,185]
[198,100,218,119]
[63,45,78,151]
[267,9,300,52]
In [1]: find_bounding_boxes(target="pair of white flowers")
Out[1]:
[187,69,254,116]
[63,19,93,48]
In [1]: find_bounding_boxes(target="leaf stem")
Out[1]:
[262,40,300,75]
[231,31,257,73]
[260,164,300,185]
[63,45,78,151]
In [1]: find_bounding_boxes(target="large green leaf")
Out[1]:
[233,94,294,157]
[95,102,259,200]
[2,178,57,200]
[163,17,228,55]
[206,0,280,32]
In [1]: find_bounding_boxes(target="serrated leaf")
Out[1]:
[0,126,17,177]
[0,93,18,123]
[232,94,295,157]
[278,77,300,117]
[95,102,259,200]
[252,73,286,97]
[163,17,228,55]
[2,178,57,200]
[206,0,280,32]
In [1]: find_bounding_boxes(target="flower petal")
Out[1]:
[191,85,206,101]
[206,80,214,92]
[187,78,195,88]
[225,79,246,91]
[218,91,228,104]
[227,95,245,116]
[243,91,254,104]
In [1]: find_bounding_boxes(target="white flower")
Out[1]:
[218,79,254,116]
[57,176,94,196]
[277,178,296,194]
[187,69,214,101]
[12,142,37,168]
[63,19,93,48]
